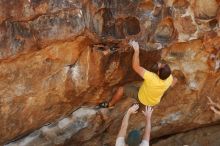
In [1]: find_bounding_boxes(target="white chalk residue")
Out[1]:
[15,84,26,96]
[71,64,80,80]
[189,80,198,90]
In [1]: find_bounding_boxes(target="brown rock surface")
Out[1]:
[173,0,189,9]
[192,0,220,20]
[152,124,220,146]
[0,36,91,144]
[0,0,220,146]
[155,17,176,43]
[87,39,220,146]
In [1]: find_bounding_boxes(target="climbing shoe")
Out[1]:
[97,101,109,108]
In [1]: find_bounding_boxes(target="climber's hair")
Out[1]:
[159,64,171,80]
[150,61,171,80]
[150,62,159,74]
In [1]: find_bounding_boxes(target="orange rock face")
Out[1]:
[152,124,220,146]
[0,0,220,146]
[192,0,220,20]
[0,37,90,143]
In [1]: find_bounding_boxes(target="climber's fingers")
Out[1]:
[142,106,154,116]
[210,106,219,113]
[128,103,139,114]
[207,96,215,104]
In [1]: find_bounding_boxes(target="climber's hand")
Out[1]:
[207,96,216,106]
[210,106,220,114]
[128,104,139,114]
[142,106,153,120]
[129,40,139,51]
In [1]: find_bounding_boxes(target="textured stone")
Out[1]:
[4,107,99,146]
[155,17,176,43]
[192,0,220,20]
[0,37,160,145]
[0,0,220,146]
[97,39,220,145]
[0,37,91,144]
[173,16,197,41]
[152,124,220,146]
[138,0,154,11]
[26,38,218,146]
[173,0,189,9]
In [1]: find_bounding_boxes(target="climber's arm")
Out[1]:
[207,96,220,115]
[215,104,220,110]
[132,50,146,78]
[129,41,147,79]
[212,102,220,110]
[117,104,139,138]
[207,96,220,110]
[210,106,220,115]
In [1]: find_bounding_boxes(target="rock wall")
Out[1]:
[0,0,220,145]
[152,124,220,146]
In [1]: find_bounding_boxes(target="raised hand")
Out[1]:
[207,96,220,115]
[128,104,139,114]
[142,106,153,120]
[207,96,217,106]
[210,106,220,115]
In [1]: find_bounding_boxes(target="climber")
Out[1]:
[116,104,153,146]
[98,40,177,108]
[207,96,220,115]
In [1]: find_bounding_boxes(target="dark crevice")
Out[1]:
[124,17,141,35]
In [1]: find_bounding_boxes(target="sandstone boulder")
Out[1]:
[192,0,219,20]
[155,17,176,44]
[0,0,220,146]
[153,124,220,146]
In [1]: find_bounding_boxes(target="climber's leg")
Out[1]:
[110,82,142,105]
[98,86,124,108]
[108,86,124,107]
[98,82,142,108]
[124,82,147,112]
[125,84,138,99]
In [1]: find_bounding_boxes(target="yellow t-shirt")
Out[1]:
[138,71,173,106]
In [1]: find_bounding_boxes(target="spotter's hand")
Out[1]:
[128,104,139,114]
